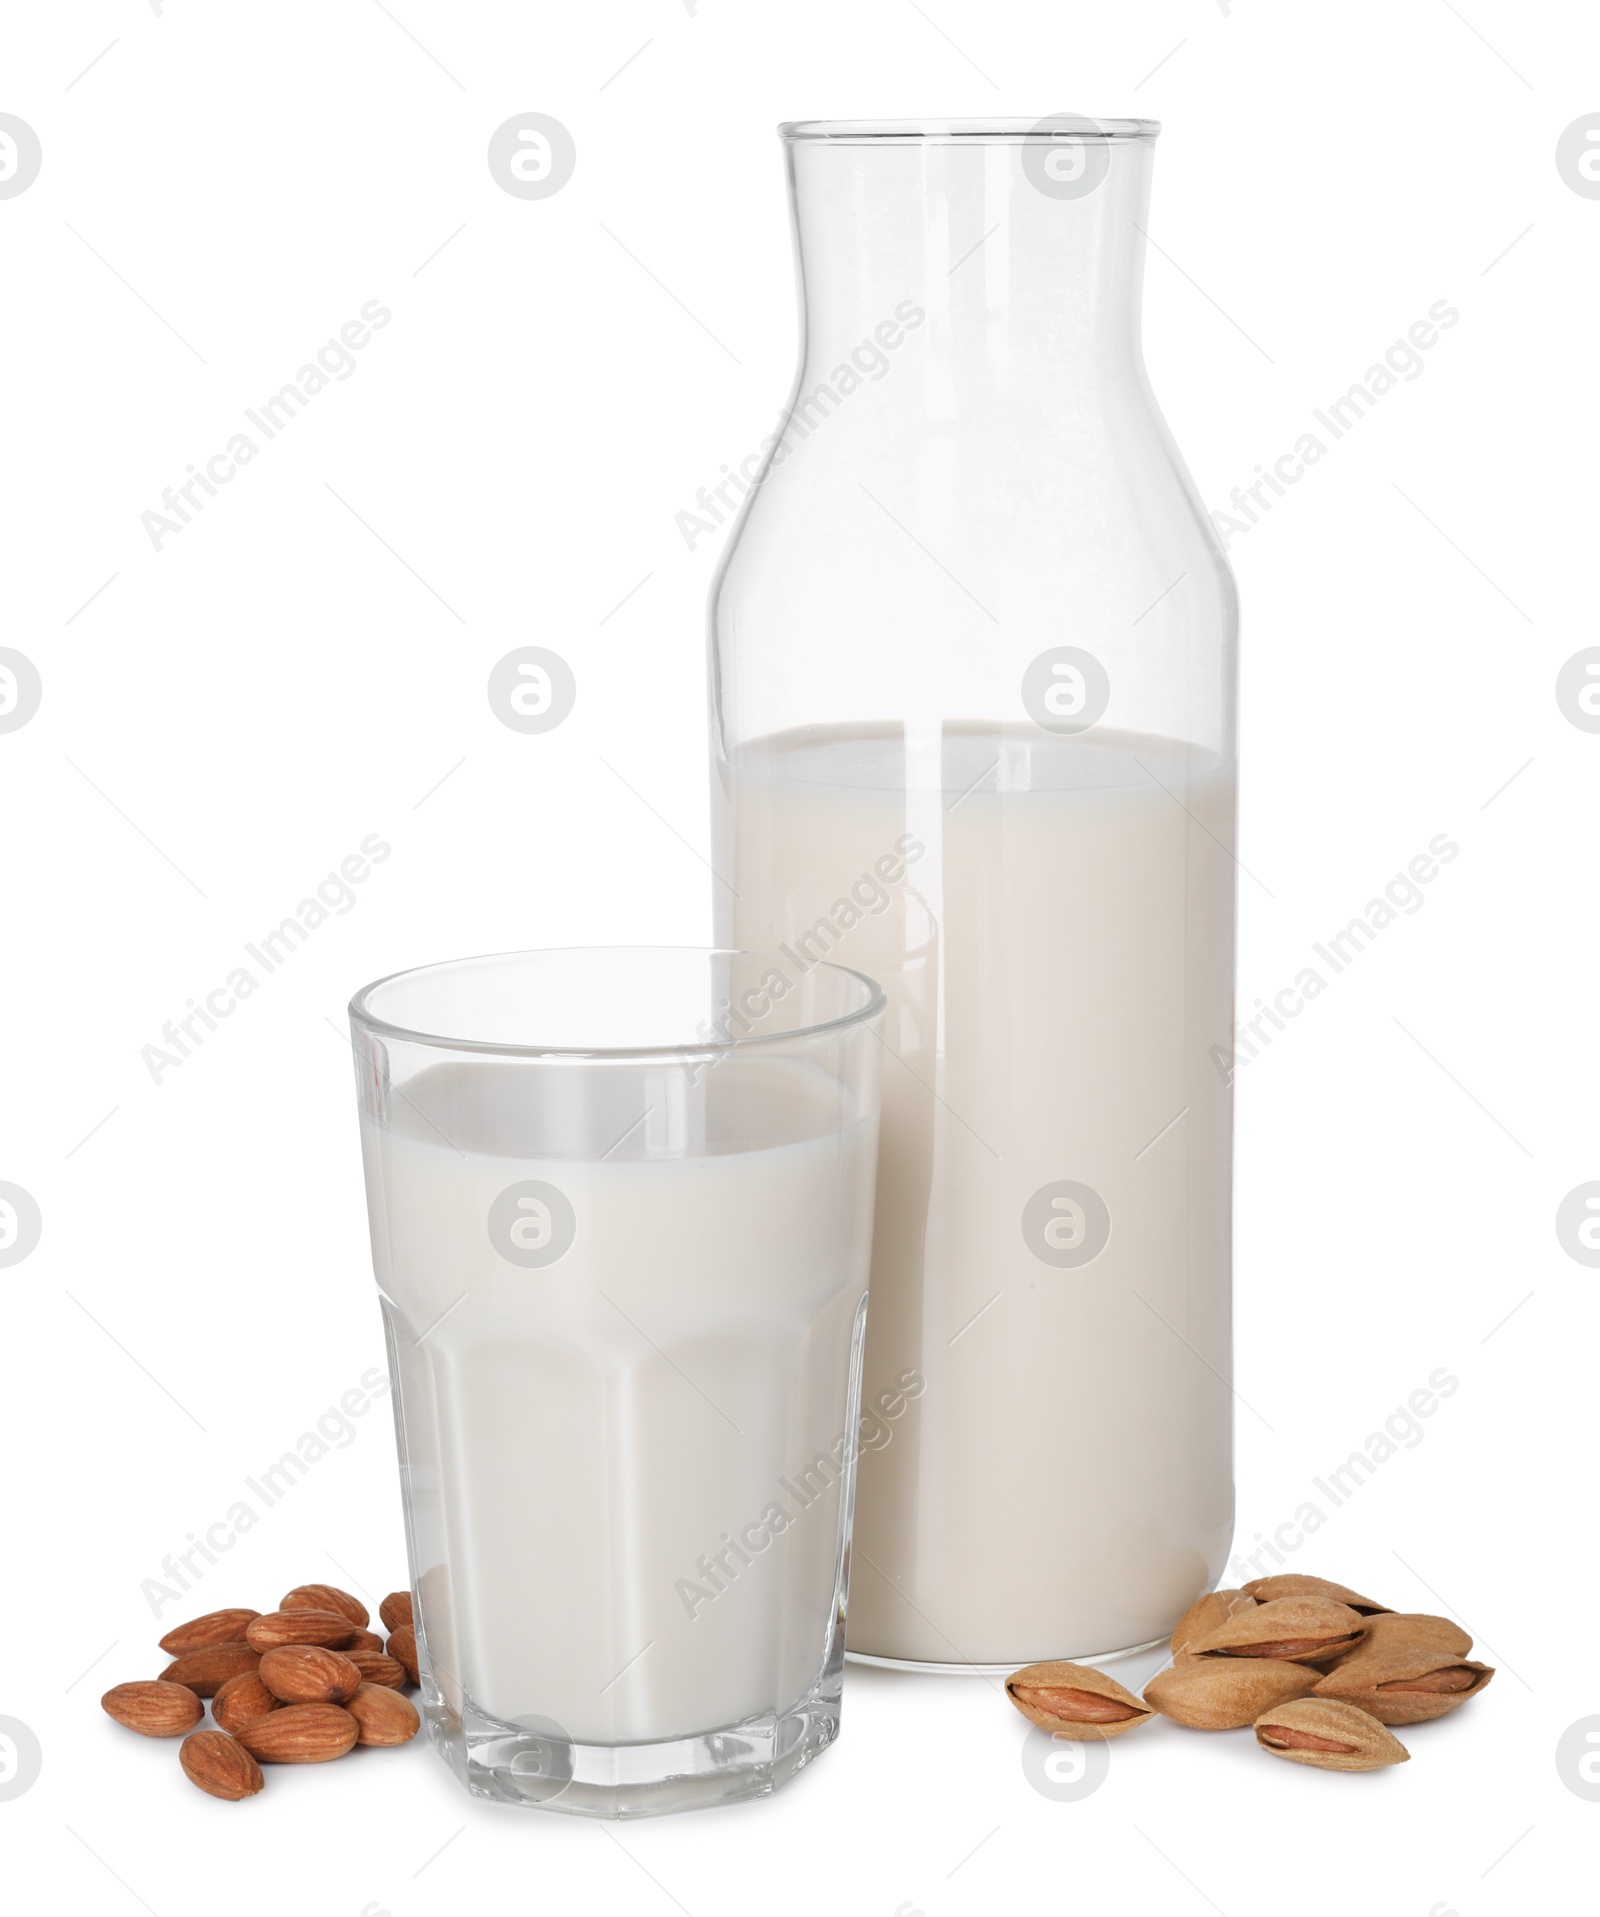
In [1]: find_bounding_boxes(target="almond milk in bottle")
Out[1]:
[711,117,1238,1666]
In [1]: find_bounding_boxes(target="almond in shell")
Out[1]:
[1254,1697,1410,1771]
[1239,1574,1391,1616]
[1171,1589,1257,1662]
[1005,1661,1153,1739]
[1191,1596,1366,1666]
[1324,1611,1471,1664]
[1144,1658,1317,1731]
[1314,1646,1494,1725]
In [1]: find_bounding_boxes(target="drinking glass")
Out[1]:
[350,947,884,1816]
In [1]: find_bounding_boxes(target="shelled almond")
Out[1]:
[235,1702,360,1764]
[258,1645,364,1705]
[245,1609,360,1652]
[281,1584,369,1627]
[344,1683,421,1748]
[347,1650,408,1691]
[385,1623,420,1687]
[211,1672,281,1736]
[99,1577,423,1800]
[102,1681,204,1738]
[158,1643,260,1697]
[379,1591,413,1633]
[180,1730,265,1800]
[158,1609,262,1656]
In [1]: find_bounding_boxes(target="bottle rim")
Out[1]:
[780,117,1160,144]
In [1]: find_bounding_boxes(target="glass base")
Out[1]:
[421,1672,843,1819]
[845,1633,1171,1678]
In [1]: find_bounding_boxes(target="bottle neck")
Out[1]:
[785,135,1154,395]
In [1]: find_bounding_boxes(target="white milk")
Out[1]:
[719,724,1236,1663]
[361,1054,877,1743]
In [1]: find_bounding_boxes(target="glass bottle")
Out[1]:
[710,117,1239,1668]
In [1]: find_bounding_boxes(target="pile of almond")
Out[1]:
[101,1583,423,1800]
[1007,1572,1494,1772]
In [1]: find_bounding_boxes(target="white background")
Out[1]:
[3,1,1594,1912]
